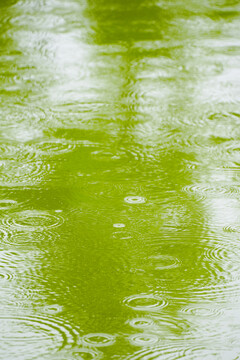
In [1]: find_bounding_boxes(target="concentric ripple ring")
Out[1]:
[123,294,167,311]
[3,210,64,231]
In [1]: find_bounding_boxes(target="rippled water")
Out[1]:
[0,0,240,358]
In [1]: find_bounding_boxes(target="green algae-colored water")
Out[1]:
[1,0,240,358]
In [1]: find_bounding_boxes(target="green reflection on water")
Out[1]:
[0,0,240,359]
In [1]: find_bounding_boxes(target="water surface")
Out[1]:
[0,0,240,358]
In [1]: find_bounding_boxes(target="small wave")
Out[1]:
[0,160,52,187]
[0,315,79,359]
[31,140,76,157]
[1,230,58,248]
[180,303,224,318]
[50,347,103,360]
[127,314,189,340]
[0,199,18,210]
[223,225,240,233]
[127,344,238,359]
[0,142,35,161]
[0,228,9,242]
[182,183,240,200]
[0,250,27,281]
[0,104,47,128]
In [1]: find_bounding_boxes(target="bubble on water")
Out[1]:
[128,334,159,347]
[124,196,146,204]
[123,294,167,311]
[82,333,116,347]
[4,210,64,231]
